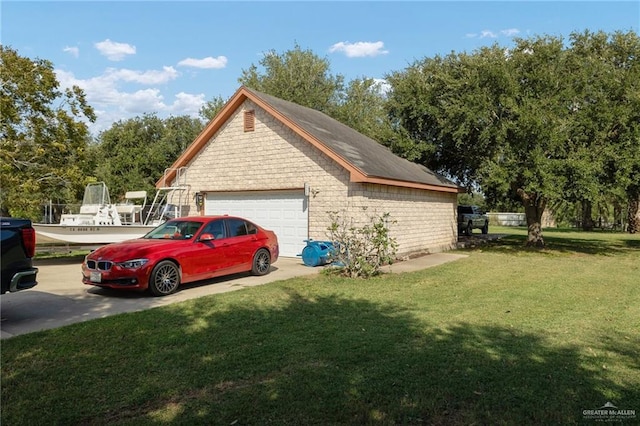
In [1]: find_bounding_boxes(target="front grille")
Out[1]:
[87,260,113,271]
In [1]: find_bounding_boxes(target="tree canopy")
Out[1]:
[238,43,344,115]
[386,30,640,243]
[0,45,96,218]
[93,114,204,200]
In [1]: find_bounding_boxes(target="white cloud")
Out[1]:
[120,89,167,114]
[94,39,136,61]
[329,41,389,58]
[56,67,180,105]
[55,68,205,134]
[86,91,204,134]
[168,92,206,115]
[103,66,180,85]
[178,56,228,69]
[501,28,520,37]
[480,30,498,39]
[468,28,520,39]
[63,46,79,58]
[56,69,120,105]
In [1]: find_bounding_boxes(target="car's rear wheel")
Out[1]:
[251,249,271,276]
[149,260,180,296]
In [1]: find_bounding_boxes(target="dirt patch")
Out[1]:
[457,233,507,249]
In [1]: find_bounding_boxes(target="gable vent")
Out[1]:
[244,110,255,132]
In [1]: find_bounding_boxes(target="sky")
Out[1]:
[3,1,639,135]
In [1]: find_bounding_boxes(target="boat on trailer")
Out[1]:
[34,168,190,244]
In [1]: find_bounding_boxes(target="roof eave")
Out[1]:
[349,174,465,193]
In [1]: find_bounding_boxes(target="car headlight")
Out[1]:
[117,259,149,269]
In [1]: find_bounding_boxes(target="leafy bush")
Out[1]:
[326,210,398,278]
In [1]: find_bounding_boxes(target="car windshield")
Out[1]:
[144,220,204,240]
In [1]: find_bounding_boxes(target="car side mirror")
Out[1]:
[199,233,215,242]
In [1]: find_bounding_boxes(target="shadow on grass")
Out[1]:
[474,230,640,256]
[3,290,637,425]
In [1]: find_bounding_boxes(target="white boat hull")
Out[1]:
[36,176,188,245]
[34,224,156,244]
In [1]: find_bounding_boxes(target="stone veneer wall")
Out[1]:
[178,99,457,257]
[342,183,458,257]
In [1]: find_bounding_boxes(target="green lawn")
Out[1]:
[2,228,639,425]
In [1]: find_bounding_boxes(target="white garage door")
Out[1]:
[205,191,308,257]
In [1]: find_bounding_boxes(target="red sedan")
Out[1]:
[82,216,279,296]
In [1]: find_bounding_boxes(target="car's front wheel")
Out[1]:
[466,222,473,236]
[251,249,271,276]
[149,260,181,296]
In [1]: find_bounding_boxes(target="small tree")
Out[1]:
[326,210,398,278]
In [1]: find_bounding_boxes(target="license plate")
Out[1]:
[90,271,102,283]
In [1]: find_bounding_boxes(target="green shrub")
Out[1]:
[326,210,398,278]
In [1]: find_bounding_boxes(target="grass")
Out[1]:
[35,250,90,261]
[2,227,639,425]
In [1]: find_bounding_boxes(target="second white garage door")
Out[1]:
[205,191,308,257]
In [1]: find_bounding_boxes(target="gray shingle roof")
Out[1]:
[245,87,460,190]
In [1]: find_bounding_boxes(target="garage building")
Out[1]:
[158,86,463,258]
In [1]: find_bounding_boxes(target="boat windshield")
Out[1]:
[82,182,111,205]
[144,220,204,240]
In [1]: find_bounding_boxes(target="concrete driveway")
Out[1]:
[1,252,466,339]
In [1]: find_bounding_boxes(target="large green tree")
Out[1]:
[386,30,640,245]
[238,43,344,115]
[93,114,204,200]
[0,45,95,219]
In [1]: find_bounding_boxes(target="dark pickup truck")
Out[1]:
[1,217,38,294]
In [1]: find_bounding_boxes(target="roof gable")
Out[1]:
[160,86,462,193]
